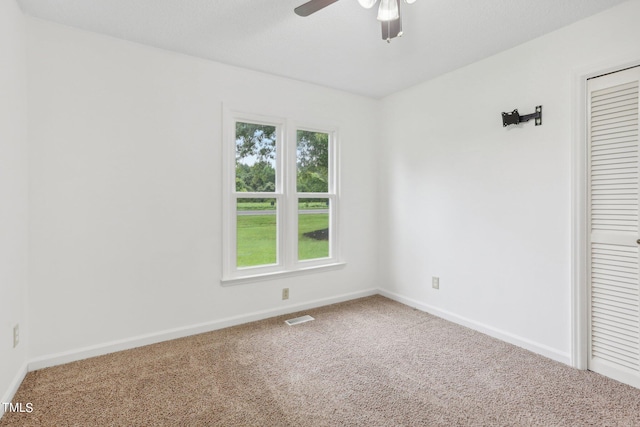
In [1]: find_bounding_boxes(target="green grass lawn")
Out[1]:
[236,201,328,211]
[298,214,329,261]
[237,213,329,267]
[236,214,278,267]
[237,201,276,211]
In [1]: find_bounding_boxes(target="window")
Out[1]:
[222,111,340,283]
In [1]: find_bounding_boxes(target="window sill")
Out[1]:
[221,262,346,286]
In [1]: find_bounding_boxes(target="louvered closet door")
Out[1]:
[588,66,640,389]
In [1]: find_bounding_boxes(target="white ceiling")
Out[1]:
[17,0,629,98]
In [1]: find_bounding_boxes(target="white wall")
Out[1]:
[379,0,640,363]
[0,0,29,406]
[26,19,380,362]
[15,0,640,389]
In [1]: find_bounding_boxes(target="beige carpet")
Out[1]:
[2,295,640,426]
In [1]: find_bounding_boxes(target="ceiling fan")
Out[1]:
[295,0,417,42]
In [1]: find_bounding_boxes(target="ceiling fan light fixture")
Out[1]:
[358,0,378,9]
[404,0,416,3]
[377,0,399,21]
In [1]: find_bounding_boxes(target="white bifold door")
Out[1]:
[588,66,640,388]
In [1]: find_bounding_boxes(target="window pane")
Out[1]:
[235,122,276,192]
[298,198,329,260]
[297,130,328,193]
[237,198,277,267]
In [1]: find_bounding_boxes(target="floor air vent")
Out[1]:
[285,315,314,326]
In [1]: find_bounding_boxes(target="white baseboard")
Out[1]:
[378,289,571,365]
[13,286,569,406]
[28,288,378,371]
[0,361,28,421]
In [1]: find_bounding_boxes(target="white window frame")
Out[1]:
[221,108,342,285]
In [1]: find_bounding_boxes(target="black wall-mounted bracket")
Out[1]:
[502,105,542,127]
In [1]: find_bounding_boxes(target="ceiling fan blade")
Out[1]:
[294,0,340,17]
[381,0,402,41]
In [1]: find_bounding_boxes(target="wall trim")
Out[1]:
[379,289,571,365]
[28,288,378,371]
[0,361,28,421]
[13,287,575,404]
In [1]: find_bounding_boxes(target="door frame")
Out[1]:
[572,56,640,370]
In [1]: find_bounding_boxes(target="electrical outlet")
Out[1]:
[13,324,19,348]
[282,288,289,300]
[432,277,440,290]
